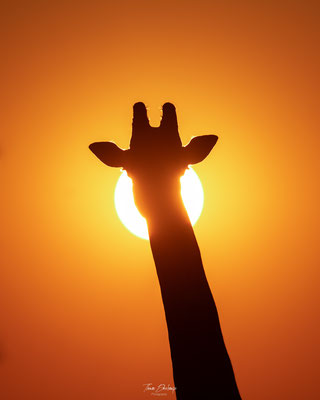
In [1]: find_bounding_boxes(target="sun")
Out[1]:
[114,167,204,240]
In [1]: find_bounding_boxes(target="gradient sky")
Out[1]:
[1,1,319,399]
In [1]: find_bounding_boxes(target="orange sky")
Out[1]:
[1,1,319,399]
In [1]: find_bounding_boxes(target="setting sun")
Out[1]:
[114,167,204,239]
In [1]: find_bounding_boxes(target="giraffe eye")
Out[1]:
[114,168,204,240]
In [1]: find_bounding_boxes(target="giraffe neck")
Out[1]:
[146,198,242,400]
[148,202,207,304]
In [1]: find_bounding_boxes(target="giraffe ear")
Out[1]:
[89,142,126,168]
[183,135,218,165]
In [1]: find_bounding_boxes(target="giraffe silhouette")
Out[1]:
[89,102,241,399]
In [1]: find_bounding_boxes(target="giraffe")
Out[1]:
[89,102,242,399]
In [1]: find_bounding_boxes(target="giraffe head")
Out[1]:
[89,102,218,219]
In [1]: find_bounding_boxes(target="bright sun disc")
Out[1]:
[114,168,204,240]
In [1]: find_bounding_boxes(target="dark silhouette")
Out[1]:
[89,102,241,399]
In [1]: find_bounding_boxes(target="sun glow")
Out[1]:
[114,167,204,240]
